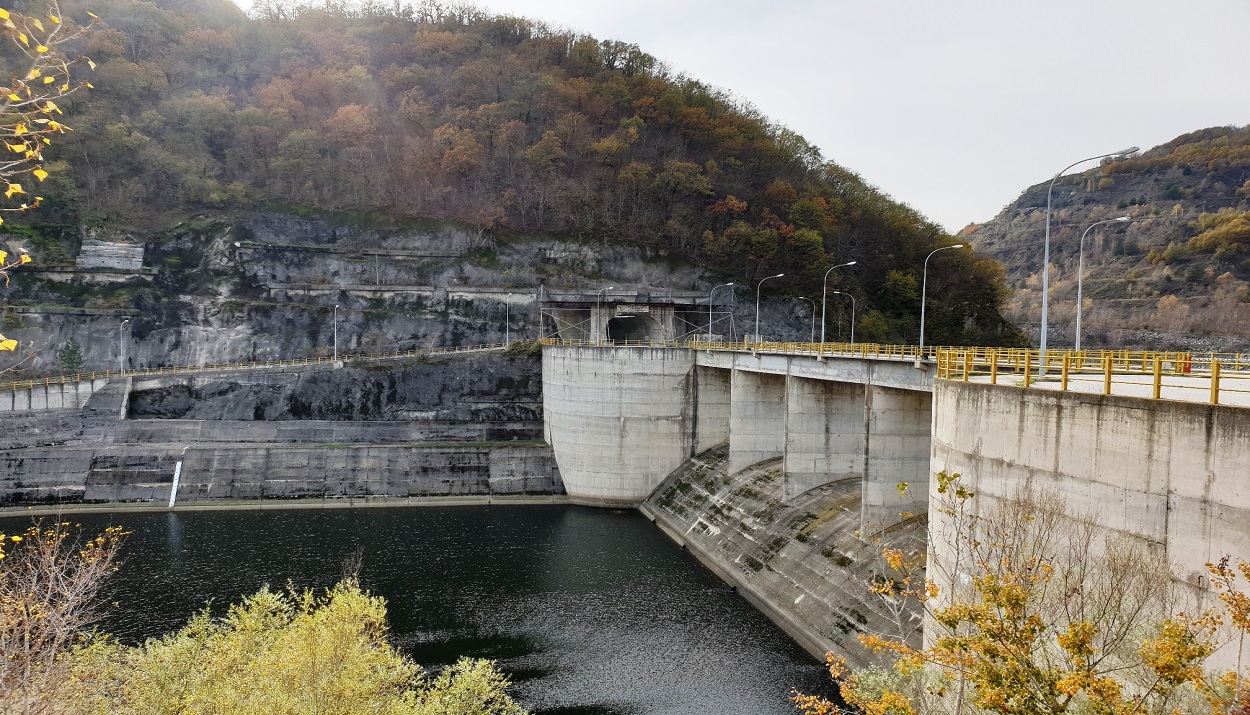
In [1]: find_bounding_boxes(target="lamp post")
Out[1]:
[333,305,339,364]
[831,291,856,346]
[595,286,613,344]
[118,319,129,373]
[754,273,784,342]
[819,261,856,350]
[920,244,964,353]
[707,282,734,342]
[1076,217,1130,351]
[1040,147,1138,365]
[798,296,816,343]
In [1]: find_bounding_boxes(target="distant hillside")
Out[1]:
[0,0,1021,348]
[964,126,1250,351]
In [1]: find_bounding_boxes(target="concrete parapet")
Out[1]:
[542,345,696,505]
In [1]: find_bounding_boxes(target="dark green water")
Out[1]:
[7,506,833,714]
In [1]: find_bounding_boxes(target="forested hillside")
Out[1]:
[3,0,1021,349]
[966,126,1250,350]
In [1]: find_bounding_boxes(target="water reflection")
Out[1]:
[2,506,834,714]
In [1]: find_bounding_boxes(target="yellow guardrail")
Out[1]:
[933,347,1250,405]
[0,342,519,394]
[538,337,946,360]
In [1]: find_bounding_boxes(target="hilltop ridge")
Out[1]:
[965,125,1250,351]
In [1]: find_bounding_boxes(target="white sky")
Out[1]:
[230,0,1250,231]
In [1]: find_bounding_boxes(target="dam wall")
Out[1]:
[2,442,560,504]
[930,380,1250,621]
[542,345,933,525]
[640,446,924,666]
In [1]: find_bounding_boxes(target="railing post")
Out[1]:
[1023,350,1032,388]
[1103,355,1112,395]
[1211,360,1221,405]
[1060,353,1069,391]
[1152,356,1162,399]
[962,350,970,382]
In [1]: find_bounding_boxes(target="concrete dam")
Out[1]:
[542,343,1250,665]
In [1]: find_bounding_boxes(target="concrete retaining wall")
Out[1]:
[0,378,110,412]
[641,446,924,667]
[114,419,542,445]
[1,443,561,504]
[931,380,1250,616]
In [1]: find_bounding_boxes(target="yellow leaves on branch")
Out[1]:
[0,1,96,214]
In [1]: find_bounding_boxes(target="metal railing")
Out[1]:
[538,337,946,360]
[0,342,518,394]
[933,348,1250,405]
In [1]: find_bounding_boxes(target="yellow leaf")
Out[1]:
[13,123,26,135]
[2,20,14,30]
[42,100,60,114]
[31,19,43,31]
[5,183,24,199]
[33,168,47,182]
[87,12,98,19]
[42,76,54,84]
[0,338,16,352]
[0,250,7,263]
[49,14,60,24]
[18,254,30,264]
[7,94,20,102]
[18,33,28,46]
[87,60,96,71]
[26,69,41,80]
[35,45,48,54]
[5,143,23,153]
[0,9,8,20]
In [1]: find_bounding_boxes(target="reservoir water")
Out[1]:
[11,505,834,714]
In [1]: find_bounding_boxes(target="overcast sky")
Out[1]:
[233,0,1250,231]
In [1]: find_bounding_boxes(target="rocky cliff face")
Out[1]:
[127,354,543,422]
[1,213,821,376]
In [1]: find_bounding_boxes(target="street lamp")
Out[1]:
[1076,216,1130,351]
[754,273,784,342]
[798,296,816,343]
[707,282,734,342]
[919,244,964,353]
[820,261,857,350]
[595,286,613,344]
[333,305,339,364]
[831,291,856,346]
[118,319,129,373]
[1040,147,1138,364]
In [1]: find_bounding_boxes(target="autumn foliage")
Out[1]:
[793,474,1250,715]
[9,0,1021,345]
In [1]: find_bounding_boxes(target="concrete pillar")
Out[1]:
[728,370,787,474]
[863,386,931,531]
[783,378,865,500]
[694,366,731,454]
